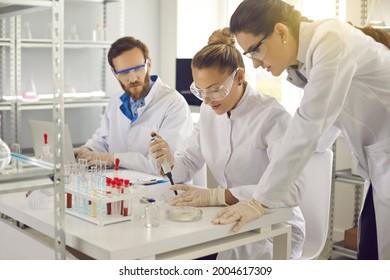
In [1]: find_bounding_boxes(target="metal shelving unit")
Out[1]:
[0,0,66,260]
[330,168,364,259]
[0,0,124,260]
[0,0,124,143]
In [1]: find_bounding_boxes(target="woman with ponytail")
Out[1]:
[149,27,305,259]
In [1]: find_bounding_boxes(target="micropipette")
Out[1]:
[150,132,177,195]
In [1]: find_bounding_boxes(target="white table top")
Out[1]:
[0,178,292,260]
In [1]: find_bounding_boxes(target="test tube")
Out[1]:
[64,162,72,208]
[72,162,80,212]
[89,168,97,218]
[123,181,130,217]
[106,177,112,215]
[115,181,122,216]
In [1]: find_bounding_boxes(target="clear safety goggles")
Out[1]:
[114,59,148,81]
[190,68,240,101]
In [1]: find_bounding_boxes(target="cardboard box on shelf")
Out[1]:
[344,227,358,251]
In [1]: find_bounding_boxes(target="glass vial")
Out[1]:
[23,21,32,39]
[0,137,11,170]
[144,198,159,228]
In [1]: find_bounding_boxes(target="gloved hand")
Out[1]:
[77,150,114,168]
[74,146,91,159]
[148,132,174,171]
[212,199,267,232]
[169,185,227,207]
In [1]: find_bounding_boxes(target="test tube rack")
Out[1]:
[64,186,132,226]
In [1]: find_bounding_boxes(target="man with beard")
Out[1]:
[74,36,193,174]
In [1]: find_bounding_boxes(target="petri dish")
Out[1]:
[166,206,202,222]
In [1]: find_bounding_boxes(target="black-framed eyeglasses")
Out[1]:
[242,34,269,60]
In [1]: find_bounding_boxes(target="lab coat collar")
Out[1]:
[296,20,326,64]
[143,75,158,104]
[136,75,160,118]
[285,21,324,88]
[227,83,251,120]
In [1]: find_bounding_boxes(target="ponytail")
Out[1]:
[348,22,390,49]
[357,27,390,49]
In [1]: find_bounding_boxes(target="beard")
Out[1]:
[120,71,151,100]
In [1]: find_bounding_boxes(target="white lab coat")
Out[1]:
[85,75,193,175]
[255,19,390,259]
[171,84,305,260]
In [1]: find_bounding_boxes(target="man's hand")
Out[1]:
[212,199,267,232]
[74,146,91,158]
[169,185,227,207]
[76,149,114,168]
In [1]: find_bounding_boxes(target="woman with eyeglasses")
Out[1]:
[148,27,305,260]
[226,0,390,260]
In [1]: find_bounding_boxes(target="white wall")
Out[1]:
[160,0,227,88]
[159,0,177,88]
[122,0,161,77]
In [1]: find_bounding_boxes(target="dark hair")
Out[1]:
[230,0,311,40]
[107,36,150,69]
[192,27,244,74]
[231,0,390,50]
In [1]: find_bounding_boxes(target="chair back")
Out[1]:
[299,149,333,260]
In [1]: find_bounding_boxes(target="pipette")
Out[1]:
[150,132,177,195]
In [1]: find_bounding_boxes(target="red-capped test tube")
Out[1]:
[106,177,112,215]
[123,179,130,216]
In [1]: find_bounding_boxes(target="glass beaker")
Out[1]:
[22,76,38,102]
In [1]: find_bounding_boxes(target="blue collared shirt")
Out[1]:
[119,78,155,122]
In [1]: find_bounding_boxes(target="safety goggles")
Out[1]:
[114,59,148,81]
[190,68,240,101]
[242,34,269,61]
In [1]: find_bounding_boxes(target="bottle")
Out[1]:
[40,133,53,162]
[144,198,159,228]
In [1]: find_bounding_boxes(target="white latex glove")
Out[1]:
[148,132,174,170]
[212,199,267,232]
[169,185,227,207]
[77,150,114,168]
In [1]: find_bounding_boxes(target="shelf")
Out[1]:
[0,37,10,47]
[332,240,357,259]
[1,92,110,111]
[0,0,121,17]
[19,97,110,110]
[1,98,109,111]
[0,165,53,195]
[20,39,112,49]
[0,0,52,17]
[0,101,11,111]
[334,169,365,185]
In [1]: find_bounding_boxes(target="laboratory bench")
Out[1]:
[0,167,293,260]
